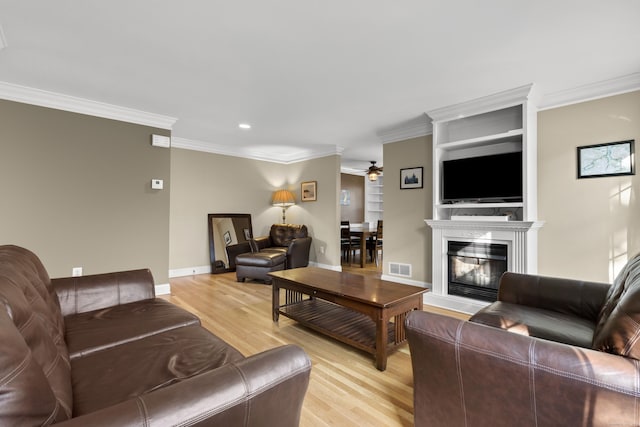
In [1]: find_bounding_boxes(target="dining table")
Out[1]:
[348,223,377,268]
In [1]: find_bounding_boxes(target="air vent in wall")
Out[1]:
[389,262,411,278]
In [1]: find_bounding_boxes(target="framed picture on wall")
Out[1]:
[400,167,423,189]
[301,181,317,201]
[340,189,351,206]
[577,140,635,179]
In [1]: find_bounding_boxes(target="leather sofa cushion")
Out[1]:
[235,251,286,267]
[0,306,69,425]
[0,245,72,422]
[470,301,597,348]
[270,224,308,247]
[259,247,289,257]
[65,298,200,359]
[53,269,155,317]
[592,253,640,359]
[71,324,245,415]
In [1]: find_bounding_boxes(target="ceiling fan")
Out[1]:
[366,161,383,182]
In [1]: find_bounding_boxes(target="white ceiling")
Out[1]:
[0,1,639,172]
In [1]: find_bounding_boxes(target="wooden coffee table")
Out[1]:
[269,267,427,371]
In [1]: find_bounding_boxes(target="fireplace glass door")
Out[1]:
[447,241,507,302]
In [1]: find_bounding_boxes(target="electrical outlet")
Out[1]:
[72,267,83,277]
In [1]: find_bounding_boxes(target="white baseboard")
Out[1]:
[381,274,429,288]
[422,292,489,315]
[155,283,171,295]
[169,265,212,278]
[171,262,339,278]
[309,261,342,271]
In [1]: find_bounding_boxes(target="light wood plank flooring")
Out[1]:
[164,265,468,427]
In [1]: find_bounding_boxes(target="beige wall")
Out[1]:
[283,155,341,267]
[340,173,364,223]
[538,90,640,282]
[6,89,636,289]
[169,148,341,272]
[0,99,171,283]
[383,135,433,284]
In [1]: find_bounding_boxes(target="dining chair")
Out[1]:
[340,221,353,263]
[367,220,383,266]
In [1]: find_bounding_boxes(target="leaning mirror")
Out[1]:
[208,213,253,273]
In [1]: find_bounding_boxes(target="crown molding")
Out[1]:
[171,137,235,156]
[427,83,535,122]
[538,72,640,111]
[377,113,432,144]
[171,136,344,164]
[340,167,366,175]
[0,81,177,129]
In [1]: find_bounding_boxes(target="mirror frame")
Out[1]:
[207,213,253,273]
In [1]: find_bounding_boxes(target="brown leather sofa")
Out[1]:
[0,245,311,426]
[405,252,640,427]
[236,224,312,283]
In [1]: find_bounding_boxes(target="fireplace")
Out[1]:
[447,241,508,302]
[425,219,542,314]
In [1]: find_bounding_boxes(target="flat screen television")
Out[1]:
[442,151,523,203]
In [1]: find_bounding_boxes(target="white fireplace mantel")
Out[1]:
[425,219,544,314]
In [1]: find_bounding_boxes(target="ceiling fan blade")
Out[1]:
[366,161,382,174]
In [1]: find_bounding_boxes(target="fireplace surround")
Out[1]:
[425,219,544,314]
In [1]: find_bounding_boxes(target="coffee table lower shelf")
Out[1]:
[279,298,396,357]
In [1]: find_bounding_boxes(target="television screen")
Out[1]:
[442,152,523,203]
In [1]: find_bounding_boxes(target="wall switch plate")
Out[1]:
[72,267,83,277]
[151,179,163,190]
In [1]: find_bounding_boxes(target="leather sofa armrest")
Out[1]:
[405,311,639,427]
[53,345,311,427]
[51,269,155,317]
[253,236,272,251]
[287,236,312,269]
[497,272,611,321]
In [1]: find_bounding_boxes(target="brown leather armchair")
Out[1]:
[252,224,312,269]
[406,252,640,427]
[236,224,312,283]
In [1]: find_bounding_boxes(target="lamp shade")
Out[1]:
[272,189,295,207]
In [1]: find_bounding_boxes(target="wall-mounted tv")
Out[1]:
[442,151,523,203]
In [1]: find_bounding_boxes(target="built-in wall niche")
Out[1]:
[425,84,544,314]
[437,105,523,144]
[365,174,383,225]
[429,84,538,222]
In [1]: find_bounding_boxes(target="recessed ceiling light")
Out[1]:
[238,123,251,129]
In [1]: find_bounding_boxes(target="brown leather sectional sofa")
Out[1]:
[406,252,640,427]
[0,245,311,426]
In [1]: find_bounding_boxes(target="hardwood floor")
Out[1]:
[164,263,468,427]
